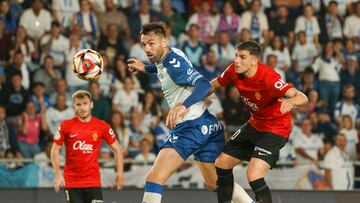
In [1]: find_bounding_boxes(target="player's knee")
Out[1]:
[215,157,232,169]
[247,170,264,182]
[145,170,164,185]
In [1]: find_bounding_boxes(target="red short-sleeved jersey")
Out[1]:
[217,63,293,138]
[53,116,116,188]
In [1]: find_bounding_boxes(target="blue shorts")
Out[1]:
[161,110,225,163]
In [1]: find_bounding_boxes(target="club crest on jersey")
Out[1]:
[92,132,98,141]
[254,92,261,100]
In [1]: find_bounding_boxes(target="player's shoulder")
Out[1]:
[258,63,278,77]
[222,63,235,76]
[60,117,78,127]
[162,47,192,69]
[91,117,110,127]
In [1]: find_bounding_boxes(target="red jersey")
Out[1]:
[53,116,116,188]
[217,63,293,138]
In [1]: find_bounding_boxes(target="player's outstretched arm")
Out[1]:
[109,141,124,190]
[50,143,63,193]
[279,87,309,114]
[207,79,222,97]
[127,58,158,73]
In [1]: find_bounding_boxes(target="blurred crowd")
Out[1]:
[0,0,359,190]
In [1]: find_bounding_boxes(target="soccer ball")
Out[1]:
[72,49,104,80]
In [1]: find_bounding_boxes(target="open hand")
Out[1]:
[166,104,188,128]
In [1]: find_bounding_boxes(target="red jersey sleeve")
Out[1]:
[102,122,117,145]
[266,71,293,98]
[53,121,67,145]
[217,64,234,86]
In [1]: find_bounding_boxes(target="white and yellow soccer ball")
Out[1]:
[72,49,104,80]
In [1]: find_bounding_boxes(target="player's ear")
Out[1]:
[90,101,94,109]
[161,38,167,48]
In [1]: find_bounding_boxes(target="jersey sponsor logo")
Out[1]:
[69,134,78,138]
[73,141,94,151]
[240,96,259,111]
[92,132,98,141]
[274,79,288,91]
[254,92,262,100]
[231,129,241,140]
[201,125,208,135]
[169,58,180,68]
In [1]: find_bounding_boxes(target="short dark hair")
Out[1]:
[236,41,262,58]
[140,22,167,37]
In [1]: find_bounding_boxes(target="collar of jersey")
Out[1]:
[156,47,173,65]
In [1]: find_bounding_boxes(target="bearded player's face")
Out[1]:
[234,50,257,74]
[73,97,93,120]
[141,32,166,63]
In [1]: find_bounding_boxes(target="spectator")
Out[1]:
[0,73,29,151]
[165,24,177,47]
[159,0,186,38]
[292,31,319,73]
[295,67,319,96]
[316,108,338,142]
[29,82,52,113]
[186,0,218,45]
[112,77,140,118]
[96,54,116,98]
[343,1,360,45]
[110,111,130,157]
[340,57,360,103]
[182,24,206,68]
[197,50,221,81]
[312,41,341,112]
[13,26,37,64]
[33,55,62,95]
[323,0,352,17]
[306,89,321,115]
[339,115,359,161]
[293,118,324,165]
[49,79,72,107]
[240,0,269,42]
[39,21,69,69]
[17,100,47,158]
[149,115,168,155]
[0,18,13,65]
[98,146,115,168]
[0,1,17,34]
[128,110,152,158]
[97,0,130,39]
[45,94,74,137]
[34,140,63,167]
[97,23,127,68]
[113,56,143,94]
[266,54,286,80]
[295,3,320,45]
[5,51,30,90]
[0,65,4,90]
[217,1,241,41]
[342,39,360,66]
[3,149,23,169]
[128,0,161,41]
[334,84,360,128]
[0,105,9,157]
[324,133,354,190]
[71,0,99,47]
[65,34,89,93]
[133,139,156,169]
[221,86,250,134]
[139,91,161,128]
[262,35,291,72]
[52,0,80,28]
[210,31,235,69]
[19,0,51,41]
[269,5,295,44]
[88,81,111,122]
[319,1,343,44]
